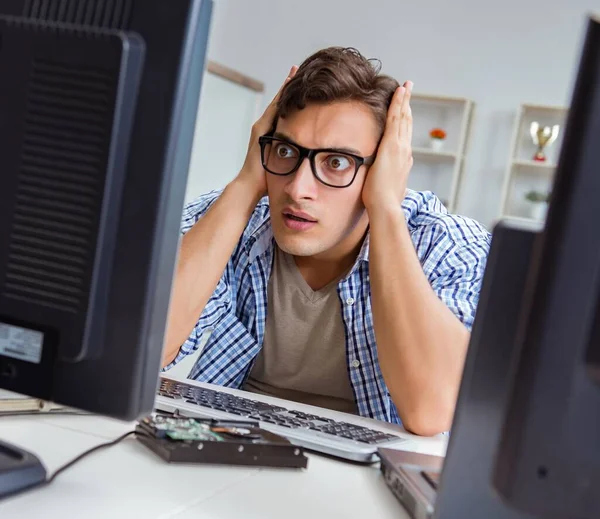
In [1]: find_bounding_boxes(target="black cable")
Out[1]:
[45,430,137,485]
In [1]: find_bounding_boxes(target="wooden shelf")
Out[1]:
[499,215,539,225]
[412,93,470,104]
[207,61,265,92]
[521,103,568,113]
[412,147,457,160]
[512,159,556,172]
[491,215,546,230]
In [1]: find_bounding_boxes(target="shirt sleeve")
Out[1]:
[162,190,234,371]
[427,238,491,331]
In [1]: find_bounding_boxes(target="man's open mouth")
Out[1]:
[283,211,317,223]
[285,214,312,222]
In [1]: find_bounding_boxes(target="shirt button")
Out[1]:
[346,297,355,306]
[351,359,360,368]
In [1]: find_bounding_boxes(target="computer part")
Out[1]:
[379,449,443,519]
[155,376,408,463]
[0,441,46,498]
[0,0,213,498]
[379,14,600,519]
[136,413,309,468]
[491,13,600,519]
[0,0,212,421]
[378,218,539,519]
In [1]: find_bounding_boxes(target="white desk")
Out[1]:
[0,391,447,519]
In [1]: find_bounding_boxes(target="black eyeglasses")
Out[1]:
[258,134,375,188]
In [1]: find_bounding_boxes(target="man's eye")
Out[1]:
[326,155,351,171]
[275,144,296,158]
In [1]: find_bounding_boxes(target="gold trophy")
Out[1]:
[530,122,560,162]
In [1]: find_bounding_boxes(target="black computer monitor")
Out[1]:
[492,13,600,518]
[0,0,213,420]
[433,13,600,519]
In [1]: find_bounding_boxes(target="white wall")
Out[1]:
[185,70,261,204]
[204,0,597,227]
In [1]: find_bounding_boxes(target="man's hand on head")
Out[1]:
[361,81,414,213]
[364,82,473,436]
[235,65,299,201]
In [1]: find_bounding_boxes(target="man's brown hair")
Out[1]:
[277,47,399,138]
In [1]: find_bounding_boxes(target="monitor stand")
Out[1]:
[0,440,46,499]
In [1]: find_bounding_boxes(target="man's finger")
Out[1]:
[400,81,413,145]
[274,66,299,104]
[258,65,299,131]
[399,81,412,136]
[383,86,405,141]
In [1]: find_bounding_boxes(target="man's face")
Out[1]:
[266,101,379,260]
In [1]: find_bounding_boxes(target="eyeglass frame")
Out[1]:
[258,133,376,188]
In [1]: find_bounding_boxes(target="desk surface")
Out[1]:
[0,390,447,519]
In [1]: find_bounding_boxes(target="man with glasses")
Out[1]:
[162,47,491,436]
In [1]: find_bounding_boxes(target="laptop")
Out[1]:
[378,449,444,519]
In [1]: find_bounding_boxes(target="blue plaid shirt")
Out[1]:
[165,188,491,425]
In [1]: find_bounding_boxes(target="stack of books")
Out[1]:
[0,390,67,415]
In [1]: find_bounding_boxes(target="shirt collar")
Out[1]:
[247,216,274,263]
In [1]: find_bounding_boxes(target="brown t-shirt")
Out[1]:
[243,246,357,414]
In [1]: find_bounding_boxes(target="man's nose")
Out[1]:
[284,157,319,200]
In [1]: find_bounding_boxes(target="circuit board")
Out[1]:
[135,413,308,469]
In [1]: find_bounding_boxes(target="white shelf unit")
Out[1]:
[408,93,474,212]
[498,103,568,224]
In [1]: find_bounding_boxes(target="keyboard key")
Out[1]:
[227,409,250,416]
